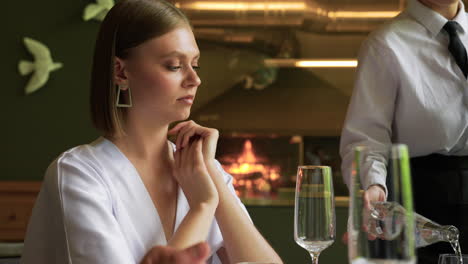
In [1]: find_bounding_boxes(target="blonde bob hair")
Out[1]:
[90,0,191,136]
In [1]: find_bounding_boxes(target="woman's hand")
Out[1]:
[141,242,210,264]
[169,120,219,162]
[171,137,218,210]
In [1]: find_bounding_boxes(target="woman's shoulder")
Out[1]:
[50,137,111,169]
[43,137,120,191]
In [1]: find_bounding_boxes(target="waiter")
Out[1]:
[340,0,468,263]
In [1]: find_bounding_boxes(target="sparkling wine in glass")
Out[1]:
[294,166,336,264]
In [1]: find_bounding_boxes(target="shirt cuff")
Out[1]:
[363,177,388,198]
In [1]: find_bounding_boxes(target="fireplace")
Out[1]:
[216,134,346,205]
[192,67,350,205]
[216,134,302,204]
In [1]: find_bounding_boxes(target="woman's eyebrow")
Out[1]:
[159,51,200,60]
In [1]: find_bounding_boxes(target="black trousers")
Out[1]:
[410,154,468,264]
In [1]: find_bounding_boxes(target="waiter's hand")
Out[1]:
[342,184,386,244]
[363,184,386,240]
[364,184,386,210]
[141,242,210,264]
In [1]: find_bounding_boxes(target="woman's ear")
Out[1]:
[114,57,129,90]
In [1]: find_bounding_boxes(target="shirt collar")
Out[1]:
[453,1,468,34]
[407,0,467,37]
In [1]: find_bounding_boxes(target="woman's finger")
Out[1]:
[176,122,195,149]
[168,121,190,135]
[183,129,198,149]
[188,137,204,168]
[174,146,181,170]
[194,139,205,164]
[181,125,214,149]
[180,140,190,167]
[179,124,204,150]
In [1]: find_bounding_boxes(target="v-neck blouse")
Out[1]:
[21,137,249,264]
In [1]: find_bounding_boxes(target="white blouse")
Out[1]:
[340,0,468,190]
[21,137,249,264]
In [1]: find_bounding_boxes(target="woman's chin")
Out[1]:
[172,110,191,122]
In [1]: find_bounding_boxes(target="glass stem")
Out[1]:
[309,252,320,264]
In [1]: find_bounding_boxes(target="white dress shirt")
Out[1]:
[21,137,249,264]
[340,0,468,190]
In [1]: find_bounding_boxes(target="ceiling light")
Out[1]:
[183,1,306,11]
[264,59,358,68]
[328,11,400,19]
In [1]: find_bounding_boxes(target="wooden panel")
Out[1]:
[0,182,41,241]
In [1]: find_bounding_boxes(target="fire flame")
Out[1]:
[221,140,281,197]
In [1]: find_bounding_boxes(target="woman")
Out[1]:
[21,0,282,263]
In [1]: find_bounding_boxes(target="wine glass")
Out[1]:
[348,144,416,264]
[294,165,335,264]
[438,254,468,264]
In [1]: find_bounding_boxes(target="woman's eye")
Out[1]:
[167,65,181,71]
[192,65,200,71]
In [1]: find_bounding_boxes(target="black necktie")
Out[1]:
[443,21,468,78]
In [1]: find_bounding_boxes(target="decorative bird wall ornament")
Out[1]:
[241,67,278,90]
[18,37,63,95]
[83,0,114,21]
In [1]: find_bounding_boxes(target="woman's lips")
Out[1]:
[177,95,194,105]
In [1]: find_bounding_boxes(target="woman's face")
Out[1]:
[118,26,201,124]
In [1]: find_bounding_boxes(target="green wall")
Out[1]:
[1,0,267,181]
[3,0,101,180]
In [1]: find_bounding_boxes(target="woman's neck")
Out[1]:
[110,118,171,164]
[418,0,460,20]
[109,120,178,203]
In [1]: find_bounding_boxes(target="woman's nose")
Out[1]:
[183,67,201,88]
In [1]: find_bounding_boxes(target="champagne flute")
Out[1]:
[439,254,468,264]
[348,144,416,264]
[294,166,335,264]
